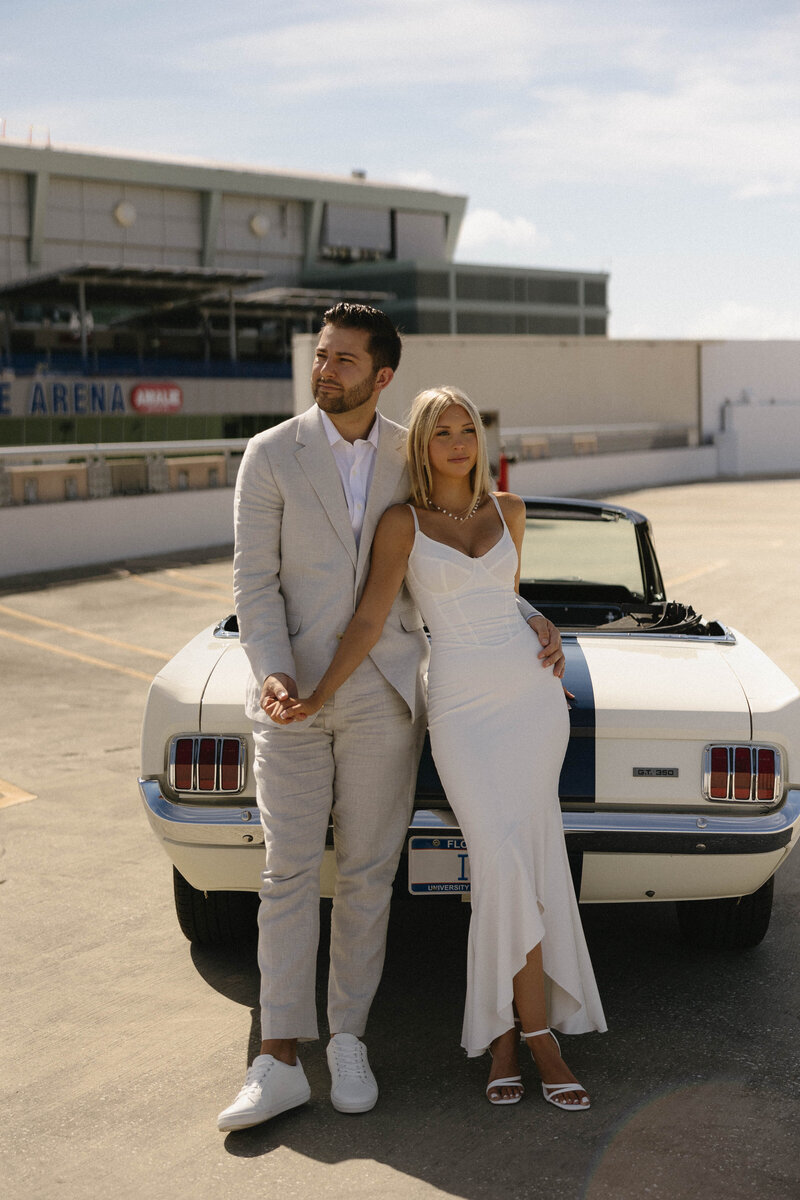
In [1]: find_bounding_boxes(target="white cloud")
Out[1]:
[499,13,800,195]
[185,0,548,92]
[455,207,545,264]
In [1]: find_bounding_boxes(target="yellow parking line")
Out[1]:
[129,575,228,599]
[0,778,37,809]
[666,560,729,588]
[0,628,154,682]
[164,569,232,593]
[0,602,169,661]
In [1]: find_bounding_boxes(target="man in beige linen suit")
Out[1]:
[219,303,563,1132]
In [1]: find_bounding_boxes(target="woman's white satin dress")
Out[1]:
[405,497,606,1055]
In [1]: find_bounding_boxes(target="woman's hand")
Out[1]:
[527,615,565,678]
[283,692,324,721]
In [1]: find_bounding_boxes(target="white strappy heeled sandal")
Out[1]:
[485,1047,524,1105]
[522,1027,591,1111]
[485,1073,525,1105]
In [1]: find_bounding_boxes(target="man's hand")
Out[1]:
[528,615,565,678]
[260,673,300,724]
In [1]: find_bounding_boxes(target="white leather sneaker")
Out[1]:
[217,1054,311,1131]
[326,1033,379,1113]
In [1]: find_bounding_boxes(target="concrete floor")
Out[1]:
[1,477,799,1200]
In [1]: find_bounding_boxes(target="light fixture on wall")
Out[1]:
[113,201,137,228]
[249,213,270,238]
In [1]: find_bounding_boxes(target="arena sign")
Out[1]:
[27,380,127,416]
[0,379,185,417]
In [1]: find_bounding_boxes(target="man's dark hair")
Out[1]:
[322,302,402,372]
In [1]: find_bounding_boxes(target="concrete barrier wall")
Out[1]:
[716,402,800,477]
[700,342,800,441]
[1,447,723,580]
[508,445,719,498]
[1,487,234,580]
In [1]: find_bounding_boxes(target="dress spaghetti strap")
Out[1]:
[489,492,507,531]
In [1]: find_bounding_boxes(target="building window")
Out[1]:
[527,278,579,306]
[456,312,515,334]
[416,311,452,334]
[455,274,514,303]
[393,211,447,259]
[528,314,580,335]
[584,281,607,307]
[319,204,392,262]
[414,270,450,299]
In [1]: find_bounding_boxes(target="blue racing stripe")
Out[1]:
[413,637,596,806]
[559,639,596,804]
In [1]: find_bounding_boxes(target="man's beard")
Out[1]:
[313,371,378,414]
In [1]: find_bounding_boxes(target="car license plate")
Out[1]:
[408,835,471,894]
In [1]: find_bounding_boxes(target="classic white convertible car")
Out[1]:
[139,497,800,950]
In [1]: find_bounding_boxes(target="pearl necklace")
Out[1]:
[429,498,481,522]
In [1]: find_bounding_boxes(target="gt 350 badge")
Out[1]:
[633,767,679,777]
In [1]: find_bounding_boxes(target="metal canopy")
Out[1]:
[0,263,268,310]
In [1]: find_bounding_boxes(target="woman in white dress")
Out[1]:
[284,386,606,1110]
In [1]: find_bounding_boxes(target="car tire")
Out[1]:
[674,876,774,950]
[172,867,259,946]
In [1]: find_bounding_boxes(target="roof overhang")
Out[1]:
[0,264,267,311]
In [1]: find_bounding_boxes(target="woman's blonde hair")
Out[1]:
[407,385,492,511]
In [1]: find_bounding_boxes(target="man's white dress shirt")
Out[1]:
[320,409,379,546]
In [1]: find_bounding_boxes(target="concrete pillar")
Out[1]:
[224,450,241,487]
[146,453,169,493]
[87,456,112,499]
[0,462,11,507]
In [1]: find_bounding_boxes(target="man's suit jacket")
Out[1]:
[233,405,430,725]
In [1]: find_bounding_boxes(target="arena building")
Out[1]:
[0,140,609,447]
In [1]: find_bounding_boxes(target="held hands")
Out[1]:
[284,693,323,721]
[260,673,323,724]
[528,615,566,679]
[260,673,300,724]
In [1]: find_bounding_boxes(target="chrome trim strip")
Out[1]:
[566,627,736,644]
[412,790,800,849]
[140,778,260,830]
[140,780,800,853]
[213,617,239,639]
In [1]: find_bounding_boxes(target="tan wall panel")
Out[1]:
[293,334,702,434]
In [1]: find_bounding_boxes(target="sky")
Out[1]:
[3,0,799,339]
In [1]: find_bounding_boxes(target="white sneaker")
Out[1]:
[326,1033,379,1114]
[217,1054,311,1131]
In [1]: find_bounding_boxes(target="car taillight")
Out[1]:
[173,738,194,791]
[708,746,729,799]
[733,746,751,800]
[197,738,216,790]
[220,738,241,791]
[756,748,777,801]
[168,735,246,794]
[703,744,781,804]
